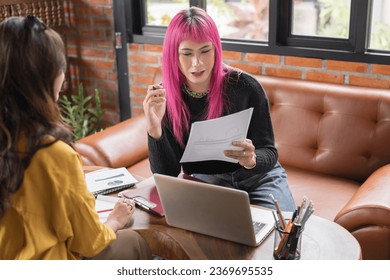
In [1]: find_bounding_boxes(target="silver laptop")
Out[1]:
[153,173,275,247]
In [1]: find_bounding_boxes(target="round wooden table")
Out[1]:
[127,177,361,260]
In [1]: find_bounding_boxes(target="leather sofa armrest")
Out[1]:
[334,164,390,259]
[74,114,148,169]
[334,164,390,229]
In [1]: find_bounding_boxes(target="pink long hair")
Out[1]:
[162,7,229,148]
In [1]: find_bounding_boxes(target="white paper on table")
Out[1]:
[180,107,254,163]
[95,195,120,223]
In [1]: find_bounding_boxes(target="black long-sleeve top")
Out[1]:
[147,70,278,180]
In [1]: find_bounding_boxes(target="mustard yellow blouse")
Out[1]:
[0,140,116,259]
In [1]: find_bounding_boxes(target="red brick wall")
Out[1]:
[64,0,119,125]
[64,1,390,125]
[129,44,390,117]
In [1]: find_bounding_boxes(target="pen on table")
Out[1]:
[269,194,286,229]
[97,208,113,214]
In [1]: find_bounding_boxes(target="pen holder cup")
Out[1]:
[273,222,303,260]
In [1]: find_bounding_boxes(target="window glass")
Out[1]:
[369,0,390,51]
[207,0,269,41]
[146,0,188,26]
[292,0,351,39]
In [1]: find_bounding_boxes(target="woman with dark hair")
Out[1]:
[144,7,296,211]
[0,16,151,260]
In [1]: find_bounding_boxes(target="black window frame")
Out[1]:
[125,0,390,65]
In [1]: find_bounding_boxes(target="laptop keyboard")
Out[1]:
[253,221,266,235]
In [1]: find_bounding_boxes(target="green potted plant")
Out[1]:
[59,83,105,141]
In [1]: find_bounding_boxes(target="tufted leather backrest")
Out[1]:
[256,75,390,182]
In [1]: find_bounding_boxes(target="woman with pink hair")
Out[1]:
[143,7,295,211]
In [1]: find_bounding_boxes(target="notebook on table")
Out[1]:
[85,167,138,197]
[153,173,275,247]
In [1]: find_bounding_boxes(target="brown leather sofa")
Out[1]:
[74,74,390,260]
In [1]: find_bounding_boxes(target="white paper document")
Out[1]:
[95,195,120,223]
[180,107,254,163]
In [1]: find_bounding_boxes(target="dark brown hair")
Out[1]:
[0,16,72,219]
